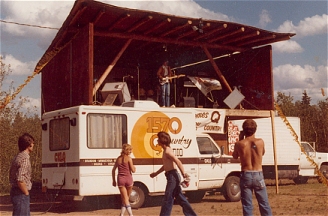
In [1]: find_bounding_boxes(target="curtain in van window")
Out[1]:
[88,114,123,148]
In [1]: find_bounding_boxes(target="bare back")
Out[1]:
[233,135,265,171]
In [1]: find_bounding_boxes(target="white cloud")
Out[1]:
[259,9,272,28]
[1,1,73,40]
[276,14,327,37]
[1,54,36,75]
[1,0,231,49]
[22,97,41,109]
[273,64,328,103]
[102,0,230,21]
[272,40,304,53]
[13,96,41,116]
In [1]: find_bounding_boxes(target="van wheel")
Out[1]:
[185,190,206,203]
[293,176,309,184]
[317,165,328,183]
[222,176,240,202]
[129,184,147,209]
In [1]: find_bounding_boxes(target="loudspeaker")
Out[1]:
[100,82,131,105]
[183,97,195,107]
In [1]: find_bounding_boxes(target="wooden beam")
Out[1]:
[193,23,227,41]
[127,15,153,33]
[94,31,244,52]
[242,35,293,48]
[160,20,192,37]
[202,46,233,92]
[208,27,245,43]
[137,18,171,49]
[225,109,271,117]
[223,30,260,45]
[144,18,171,35]
[69,5,87,27]
[107,13,131,32]
[176,22,210,40]
[92,10,105,25]
[93,39,132,95]
[235,34,275,47]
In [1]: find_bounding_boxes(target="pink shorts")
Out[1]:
[117,175,133,187]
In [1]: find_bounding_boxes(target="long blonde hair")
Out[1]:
[121,143,132,155]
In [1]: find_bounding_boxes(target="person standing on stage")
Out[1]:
[157,60,172,107]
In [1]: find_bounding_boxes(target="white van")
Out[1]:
[41,101,242,208]
[42,101,320,207]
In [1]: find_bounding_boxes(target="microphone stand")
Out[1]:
[173,69,176,105]
[137,66,140,100]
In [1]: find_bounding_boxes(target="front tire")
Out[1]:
[293,176,309,184]
[222,176,241,202]
[317,165,328,183]
[129,184,148,209]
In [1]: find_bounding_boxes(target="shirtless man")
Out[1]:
[233,119,272,216]
[150,131,197,216]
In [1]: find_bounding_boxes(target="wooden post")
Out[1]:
[202,46,233,93]
[93,39,132,96]
[270,110,279,194]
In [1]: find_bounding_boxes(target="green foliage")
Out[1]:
[276,92,328,152]
[0,57,42,194]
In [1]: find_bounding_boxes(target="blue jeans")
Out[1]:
[160,169,197,216]
[240,171,272,216]
[160,83,170,107]
[10,187,30,216]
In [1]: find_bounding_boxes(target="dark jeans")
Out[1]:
[240,171,272,216]
[160,169,197,216]
[10,187,30,216]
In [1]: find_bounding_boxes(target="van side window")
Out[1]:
[87,113,127,149]
[197,137,220,154]
[301,142,315,156]
[49,117,70,151]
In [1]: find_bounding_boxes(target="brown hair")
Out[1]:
[242,119,257,136]
[157,131,171,147]
[18,133,34,152]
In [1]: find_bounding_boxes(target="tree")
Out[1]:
[301,90,311,106]
[275,92,298,116]
[0,56,42,193]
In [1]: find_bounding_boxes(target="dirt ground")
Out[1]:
[1,178,327,216]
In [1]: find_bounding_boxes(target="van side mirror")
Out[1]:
[70,118,77,126]
[42,123,47,131]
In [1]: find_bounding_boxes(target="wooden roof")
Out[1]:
[35,0,295,74]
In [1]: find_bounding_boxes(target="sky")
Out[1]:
[0,0,327,115]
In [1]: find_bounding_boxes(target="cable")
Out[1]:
[0,19,59,30]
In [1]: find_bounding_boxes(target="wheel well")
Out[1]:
[320,162,328,167]
[218,171,240,192]
[226,171,241,179]
[133,181,149,195]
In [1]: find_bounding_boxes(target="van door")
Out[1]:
[197,135,226,189]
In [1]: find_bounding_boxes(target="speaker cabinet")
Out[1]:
[183,97,195,107]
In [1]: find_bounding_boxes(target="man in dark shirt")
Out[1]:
[9,133,35,216]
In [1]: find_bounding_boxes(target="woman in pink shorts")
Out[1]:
[112,144,136,216]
